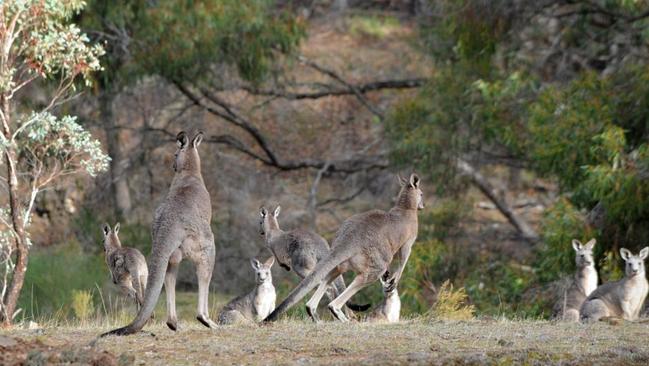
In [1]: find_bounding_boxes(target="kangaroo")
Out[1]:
[259,205,369,321]
[580,247,649,322]
[218,257,276,324]
[102,223,148,311]
[552,239,598,322]
[366,271,400,323]
[264,173,423,322]
[102,131,218,336]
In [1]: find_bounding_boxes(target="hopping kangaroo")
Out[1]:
[102,223,148,311]
[552,239,598,322]
[103,131,218,336]
[580,247,649,322]
[259,205,369,321]
[218,257,276,324]
[366,271,400,323]
[264,173,423,322]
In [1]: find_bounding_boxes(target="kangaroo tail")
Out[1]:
[101,250,171,337]
[332,275,371,312]
[264,249,353,322]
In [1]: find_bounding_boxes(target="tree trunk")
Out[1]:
[101,92,132,218]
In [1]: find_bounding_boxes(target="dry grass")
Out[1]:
[2,318,649,365]
[425,280,475,321]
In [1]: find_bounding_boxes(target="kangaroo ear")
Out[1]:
[176,131,188,149]
[397,174,407,186]
[620,248,632,261]
[274,205,281,218]
[584,238,596,250]
[409,173,420,188]
[572,239,582,252]
[640,247,649,260]
[251,258,261,270]
[102,224,111,237]
[114,222,120,235]
[192,131,204,148]
[260,207,267,217]
[264,256,275,268]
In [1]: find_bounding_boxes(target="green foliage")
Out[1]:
[348,15,400,39]
[425,280,474,321]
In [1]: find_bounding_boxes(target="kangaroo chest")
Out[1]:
[621,278,649,318]
[578,267,598,296]
[254,285,276,320]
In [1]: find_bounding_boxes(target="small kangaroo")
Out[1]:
[580,247,649,322]
[218,257,276,324]
[259,205,370,321]
[102,223,148,310]
[552,239,598,322]
[264,173,423,322]
[103,131,218,336]
[366,271,400,323]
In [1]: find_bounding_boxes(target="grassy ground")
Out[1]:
[2,318,649,365]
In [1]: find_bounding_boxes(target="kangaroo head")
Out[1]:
[173,131,203,174]
[259,205,280,238]
[396,173,424,210]
[379,271,397,295]
[572,239,596,268]
[102,222,122,253]
[251,257,275,284]
[621,247,649,277]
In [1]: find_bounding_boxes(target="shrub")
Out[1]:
[71,290,94,322]
[425,280,474,321]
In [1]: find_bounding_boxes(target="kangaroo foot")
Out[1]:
[166,319,178,331]
[100,326,138,337]
[306,306,320,323]
[197,314,218,329]
[328,305,349,322]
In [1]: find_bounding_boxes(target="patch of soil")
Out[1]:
[0,335,121,366]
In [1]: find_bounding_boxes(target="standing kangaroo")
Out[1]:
[264,173,423,322]
[552,239,598,322]
[259,205,369,321]
[366,271,400,323]
[580,247,649,322]
[102,131,218,336]
[102,223,148,311]
[218,257,276,324]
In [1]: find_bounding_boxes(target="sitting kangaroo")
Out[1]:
[552,239,598,322]
[264,173,423,322]
[366,271,400,323]
[102,223,148,311]
[580,247,649,322]
[259,205,369,321]
[218,257,276,324]
[103,131,218,336]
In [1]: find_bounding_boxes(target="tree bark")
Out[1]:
[101,92,132,218]
[456,158,539,242]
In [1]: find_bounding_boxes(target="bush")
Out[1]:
[71,290,95,322]
[425,280,474,321]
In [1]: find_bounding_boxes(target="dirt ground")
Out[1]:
[2,319,649,365]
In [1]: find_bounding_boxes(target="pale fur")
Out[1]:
[259,205,369,321]
[218,257,276,324]
[366,271,400,323]
[103,131,217,336]
[264,173,423,322]
[102,223,148,310]
[580,247,649,322]
[552,239,598,322]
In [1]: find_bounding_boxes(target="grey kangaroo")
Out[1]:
[102,131,218,336]
[580,247,649,322]
[259,205,369,321]
[218,257,276,324]
[264,173,423,322]
[552,239,598,322]
[102,223,148,311]
[366,271,400,323]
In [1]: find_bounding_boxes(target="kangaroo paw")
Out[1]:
[100,326,137,337]
[197,315,218,329]
[306,306,320,323]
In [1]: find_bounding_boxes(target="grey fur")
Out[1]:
[580,247,649,322]
[102,223,148,311]
[264,173,423,322]
[102,131,217,336]
[218,257,276,324]
[552,239,598,322]
[259,205,368,321]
